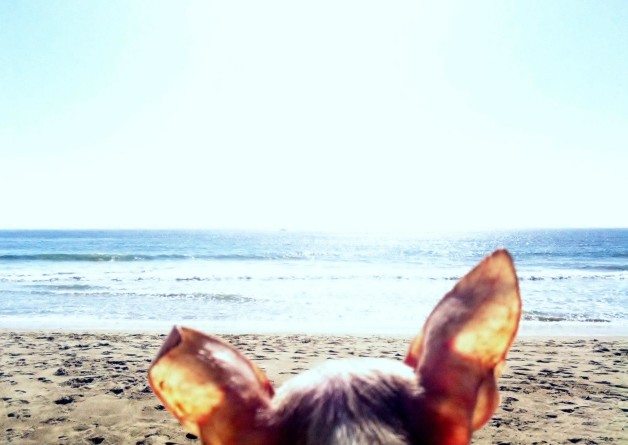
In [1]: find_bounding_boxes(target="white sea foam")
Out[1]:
[1,229,626,335]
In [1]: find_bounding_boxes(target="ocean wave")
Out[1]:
[579,264,628,272]
[27,284,100,291]
[0,253,180,262]
[154,292,253,302]
[168,273,627,283]
[523,311,611,323]
[519,273,626,281]
[0,252,309,262]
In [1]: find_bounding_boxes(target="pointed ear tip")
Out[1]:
[479,250,521,313]
[151,325,185,366]
[486,249,517,276]
[495,251,523,324]
[490,248,514,264]
[173,326,219,345]
[173,325,199,337]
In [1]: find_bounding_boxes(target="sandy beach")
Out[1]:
[1,331,626,444]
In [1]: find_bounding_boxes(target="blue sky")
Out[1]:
[1,1,627,231]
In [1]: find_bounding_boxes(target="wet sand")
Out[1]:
[1,331,626,444]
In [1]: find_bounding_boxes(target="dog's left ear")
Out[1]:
[148,326,276,445]
[404,249,521,445]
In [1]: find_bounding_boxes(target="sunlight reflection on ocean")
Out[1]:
[1,229,626,336]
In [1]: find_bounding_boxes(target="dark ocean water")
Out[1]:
[0,229,626,335]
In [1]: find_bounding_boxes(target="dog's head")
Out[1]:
[149,249,521,445]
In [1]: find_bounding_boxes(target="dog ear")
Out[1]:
[149,326,276,445]
[405,249,521,444]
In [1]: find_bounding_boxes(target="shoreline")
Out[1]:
[2,326,628,340]
[2,318,627,337]
[1,331,626,444]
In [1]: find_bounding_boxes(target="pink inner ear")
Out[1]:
[404,250,521,436]
[178,326,275,398]
[407,249,521,370]
[149,326,277,445]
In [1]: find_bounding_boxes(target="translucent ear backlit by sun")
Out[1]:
[149,342,226,437]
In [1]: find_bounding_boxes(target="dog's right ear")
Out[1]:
[405,249,521,445]
[148,326,276,445]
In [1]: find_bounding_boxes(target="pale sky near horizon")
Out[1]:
[1,1,627,232]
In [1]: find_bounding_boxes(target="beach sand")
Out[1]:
[1,331,626,445]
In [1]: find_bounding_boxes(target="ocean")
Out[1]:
[0,229,626,336]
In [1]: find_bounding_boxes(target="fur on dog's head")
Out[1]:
[270,358,419,445]
[149,249,521,445]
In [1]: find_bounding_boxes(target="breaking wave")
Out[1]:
[0,253,299,262]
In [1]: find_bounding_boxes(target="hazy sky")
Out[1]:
[1,1,627,232]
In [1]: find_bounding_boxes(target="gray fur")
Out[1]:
[269,358,421,445]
